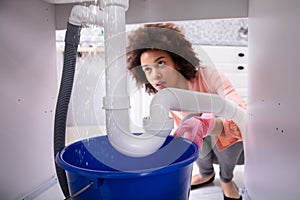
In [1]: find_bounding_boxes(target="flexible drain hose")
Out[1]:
[54,22,81,198]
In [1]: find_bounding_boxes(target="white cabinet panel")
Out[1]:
[215,63,248,74]
[194,45,248,100]
[198,45,248,64]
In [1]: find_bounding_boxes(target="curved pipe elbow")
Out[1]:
[105,110,172,157]
[108,132,167,157]
[107,118,174,157]
[69,5,105,26]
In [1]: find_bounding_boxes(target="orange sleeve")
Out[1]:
[216,117,245,151]
[200,66,247,151]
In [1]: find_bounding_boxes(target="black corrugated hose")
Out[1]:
[54,22,81,198]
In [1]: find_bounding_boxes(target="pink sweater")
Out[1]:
[170,66,247,151]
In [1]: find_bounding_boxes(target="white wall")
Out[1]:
[246,0,300,199]
[0,0,63,199]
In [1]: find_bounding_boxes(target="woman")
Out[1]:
[126,23,246,200]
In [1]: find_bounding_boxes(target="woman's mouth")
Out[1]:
[155,82,166,90]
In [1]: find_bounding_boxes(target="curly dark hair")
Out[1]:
[126,23,201,95]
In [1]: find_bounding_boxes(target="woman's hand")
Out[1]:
[173,113,216,148]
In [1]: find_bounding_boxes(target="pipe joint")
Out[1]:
[100,0,129,10]
[143,117,174,137]
[69,5,105,26]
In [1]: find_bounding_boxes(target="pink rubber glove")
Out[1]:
[173,113,216,149]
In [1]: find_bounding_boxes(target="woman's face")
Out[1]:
[140,50,188,91]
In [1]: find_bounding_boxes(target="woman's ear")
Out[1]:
[175,63,181,71]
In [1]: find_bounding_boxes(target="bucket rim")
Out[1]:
[56,135,199,179]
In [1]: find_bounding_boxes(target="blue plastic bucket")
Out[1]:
[56,135,198,200]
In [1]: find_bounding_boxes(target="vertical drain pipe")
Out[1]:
[101,0,132,154]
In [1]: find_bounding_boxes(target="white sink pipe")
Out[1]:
[99,0,174,157]
[69,1,246,157]
[149,88,246,136]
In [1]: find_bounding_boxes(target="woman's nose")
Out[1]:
[151,68,161,79]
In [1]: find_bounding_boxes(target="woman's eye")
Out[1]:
[143,67,152,73]
[157,61,165,67]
